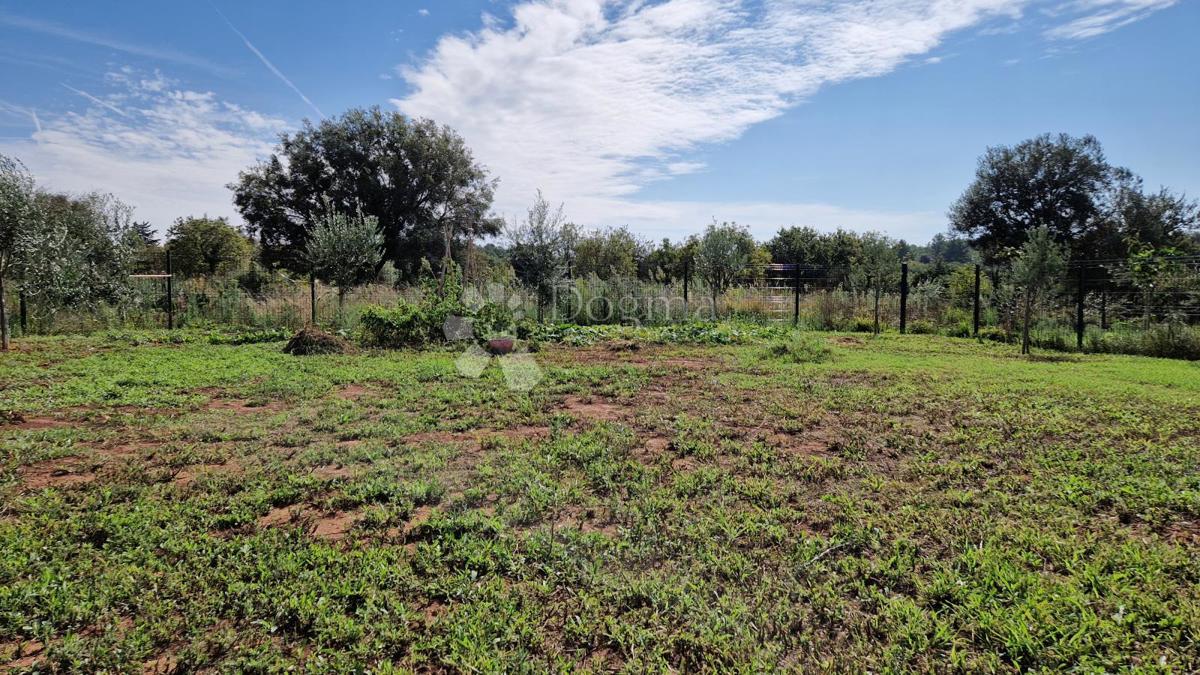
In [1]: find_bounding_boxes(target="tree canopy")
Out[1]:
[166,216,253,278]
[306,207,385,304]
[950,133,1198,264]
[230,107,499,279]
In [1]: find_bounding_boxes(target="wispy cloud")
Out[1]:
[1044,0,1176,40]
[0,69,285,232]
[209,5,324,119]
[0,13,234,77]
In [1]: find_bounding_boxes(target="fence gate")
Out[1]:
[764,263,797,323]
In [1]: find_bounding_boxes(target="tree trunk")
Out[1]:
[1021,288,1032,355]
[0,272,8,351]
[873,285,881,335]
[1143,288,1151,331]
[338,287,346,311]
[439,222,453,293]
[712,289,719,320]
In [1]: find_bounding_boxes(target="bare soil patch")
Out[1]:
[560,395,627,422]
[172,462,240,487]
[256,505,359,540]
[3,413,74,430]
[18,457,94,490]
[336,384,370,400]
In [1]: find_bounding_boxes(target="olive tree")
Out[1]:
[506,191,574,320]
[694,221,754,317]
[305,207,385,308]
[1012,225,1067,354]
[0,154,35,350]
[853,233,901,335]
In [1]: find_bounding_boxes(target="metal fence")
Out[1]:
[4,256,1199,356]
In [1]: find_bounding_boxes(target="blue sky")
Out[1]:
[1,0,1196,243]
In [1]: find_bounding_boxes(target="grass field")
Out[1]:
[2,330,1199,672]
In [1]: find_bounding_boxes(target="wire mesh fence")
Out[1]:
[4,255,1199,357]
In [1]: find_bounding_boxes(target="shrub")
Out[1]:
[1088,324,1200,360]
[283,327,351,355]
[764,334,832,363]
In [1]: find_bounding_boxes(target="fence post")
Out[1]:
[18,291,27,334]
[1100,290,1107,330]
[1075,264,1085,349]
[310,271,318,325]
[899,262,909,334]
[682,258,689,321]
[972,264,981,337]
[792,263,801,327]
[165,250,174,330]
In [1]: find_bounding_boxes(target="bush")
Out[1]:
[1087,324,1200,360]
[764,334,832,363]
[283,327,351,355]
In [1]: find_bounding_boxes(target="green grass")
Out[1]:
[1,329,1199,671]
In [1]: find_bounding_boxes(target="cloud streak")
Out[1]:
[0,13,234,77]
[209,5,324,119]
[1044,0,1176,40]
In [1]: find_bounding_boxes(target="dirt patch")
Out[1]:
[560,395,627,422]
[256,506,358,540]
[172,461,240,487]
[18,457,94,490]
[1,639,44,669]
[205,398,286,413]
[1165,520,1200,545]
[767,431,832,456]
[658,357,711,369]
[336,384,369,400]
[311,465,356,480]
[407,505,436,533]
[311,512,356,540]
[403,424,550,448]
[100,441,161,460]
[258,506,297,528]
[553,505,618,536]
[4,413,74,431]
[829,336,866,347]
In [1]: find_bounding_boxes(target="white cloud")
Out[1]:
[418,8,431,17]
[1043,0,1176,40]
[0,71,285,234]
[393,0,1030,239]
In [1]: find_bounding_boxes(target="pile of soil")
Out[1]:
[283,327,352,356]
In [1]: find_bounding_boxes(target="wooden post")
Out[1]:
[1075,264,1085,349]
[899,262,909,334]
[792,264,801,327]
[1100,290,1107,330]
[165,250,174,330]
[972,264,981,337]
[310,271,318,325]
[19,291,27,334]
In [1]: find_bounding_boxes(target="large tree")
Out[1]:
[950,134,1117,263]
[231,107,499,278]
